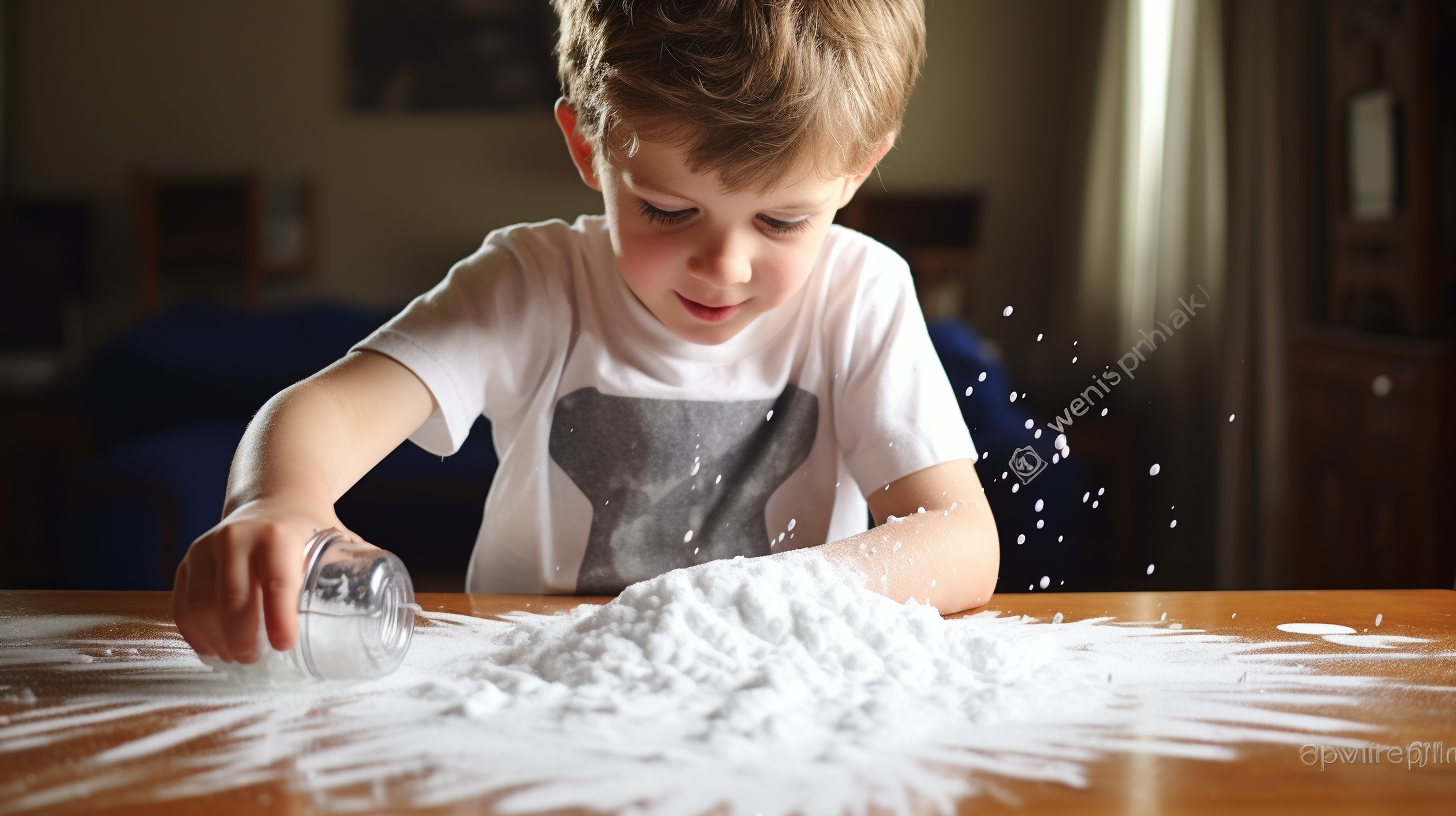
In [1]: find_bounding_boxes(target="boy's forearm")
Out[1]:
[817,497,999,614]
[803,458,998,614]
[222,351,437,516]
[222,386,353,515]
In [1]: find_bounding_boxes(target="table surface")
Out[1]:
[3,588,1455,815]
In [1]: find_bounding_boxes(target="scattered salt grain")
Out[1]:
[1003,305,1014,316]
[1009,391,1017,403]
[766,410,774,421]
[1024,420,1034,430]
[1039,576,1050,589]
[965,386,973,396]
[1017,534,1026,545]
[1149,464,1161,476]
[978,372,987,382]
[1035,499,1044,512]
[1146,564,1155,575]
[1037,333,1044,341]
[1169,520,1177,528]
[6,556,1446,816]
[684,530,693,543]
[1375,614,1382,627]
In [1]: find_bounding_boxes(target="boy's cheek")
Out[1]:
[615,234,679,283]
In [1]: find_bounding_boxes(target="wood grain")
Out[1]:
[3,589,1454,815]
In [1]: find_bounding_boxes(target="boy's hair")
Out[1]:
[551,0,926,192]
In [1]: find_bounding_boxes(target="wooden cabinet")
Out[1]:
[1324,0,1456,335]
[834,193,982,320]
[133,171,319,314]
[1286,0,1456,588]
[1288,327,1455,588]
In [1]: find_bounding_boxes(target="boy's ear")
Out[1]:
[555,98,602,192]
[838,133,897,208]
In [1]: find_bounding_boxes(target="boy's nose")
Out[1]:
[687,231,753,287]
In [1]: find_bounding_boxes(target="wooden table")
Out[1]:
[3,589,1454,815]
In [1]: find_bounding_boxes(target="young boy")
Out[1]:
[173,0,999,664]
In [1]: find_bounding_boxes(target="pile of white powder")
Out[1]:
[1,551,1438,816]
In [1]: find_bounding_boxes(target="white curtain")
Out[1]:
[1077,0,1225,354]
[1214,0,1302,589]
[1075,0,1229,584]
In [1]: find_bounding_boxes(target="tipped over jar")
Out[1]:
[292,528,418,680]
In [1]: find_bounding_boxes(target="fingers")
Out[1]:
[172,556,214,658]
[175,539,229,660]
[170,513,321,665]
[218,529,263,663]
[259,531,303,652]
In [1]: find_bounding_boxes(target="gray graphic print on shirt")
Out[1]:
[549,385,818,594]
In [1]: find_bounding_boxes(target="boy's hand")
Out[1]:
[172,498,356,664]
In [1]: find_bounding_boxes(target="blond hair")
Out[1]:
[552,0,926,191]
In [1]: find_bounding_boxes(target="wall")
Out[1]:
[12,0,1100,371]
[888,0,1102,391]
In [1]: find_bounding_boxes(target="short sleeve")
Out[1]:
[352,222,574,456]
[828,233,978,495]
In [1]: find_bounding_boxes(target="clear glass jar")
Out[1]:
[293,528,418,681]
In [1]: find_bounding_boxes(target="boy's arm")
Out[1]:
[816,459,999,614]
[172,350,436,664]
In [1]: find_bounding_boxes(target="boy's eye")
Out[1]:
[757,214,812,235]
[638,202,694,226]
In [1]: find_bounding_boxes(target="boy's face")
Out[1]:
[556,102,888,346]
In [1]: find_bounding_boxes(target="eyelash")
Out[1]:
[636,202,812,236]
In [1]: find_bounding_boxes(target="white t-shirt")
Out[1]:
[354,215,976,594]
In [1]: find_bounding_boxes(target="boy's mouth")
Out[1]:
[675,293,742,323]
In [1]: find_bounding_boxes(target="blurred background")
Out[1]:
[1,0,1452,594]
